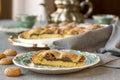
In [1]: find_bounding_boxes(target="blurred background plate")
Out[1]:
[18,34,63,45]
[0,25,29,34]
[92,14,119,25]
[8,35,49,48]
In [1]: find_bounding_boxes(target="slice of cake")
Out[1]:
[32,50,85,67]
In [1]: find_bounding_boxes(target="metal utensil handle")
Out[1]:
[80,0,93,18]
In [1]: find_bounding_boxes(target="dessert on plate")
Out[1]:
[32,50,85,67]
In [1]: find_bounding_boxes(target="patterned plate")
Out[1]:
[13,50,100,74]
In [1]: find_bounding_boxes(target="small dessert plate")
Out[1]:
[13,50,100,74]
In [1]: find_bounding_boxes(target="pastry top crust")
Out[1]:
[61,51,83,62]
[32,50,61,61]
[42,50,61,59]
[21,22,102,39]
[77,23,102,31]
[32,50,85,63]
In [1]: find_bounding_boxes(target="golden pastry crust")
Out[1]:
[66,22,77,28]
[58,26,71,34]
[4,67,21,77]
[42,50,61,59]
[28,27,42,34]
[48,23,59,27]
[21,22,102,39]
[0,58,13,65]
[67,27,85,35]
[0,53,6,59]
[77,23,102,31]
[3,49,17,56]
[32,50,61,64]
[32,50,85,67]
[41,28,54,34]
[22,27,44,39]
[58,22,69,27]
[61,51,85,63]
[20,30,30,39]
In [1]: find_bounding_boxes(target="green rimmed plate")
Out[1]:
[0,25,29,34]
[13,50,100,74]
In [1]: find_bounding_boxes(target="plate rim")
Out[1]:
[0,26,29,33]
[8,35,48,48]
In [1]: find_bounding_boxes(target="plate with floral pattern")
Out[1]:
[13,50,100,74]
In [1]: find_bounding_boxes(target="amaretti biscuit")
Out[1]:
[4,67,21,77]
[0,58,13,65]
[0,53,6,59]
[3,49,17,56]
